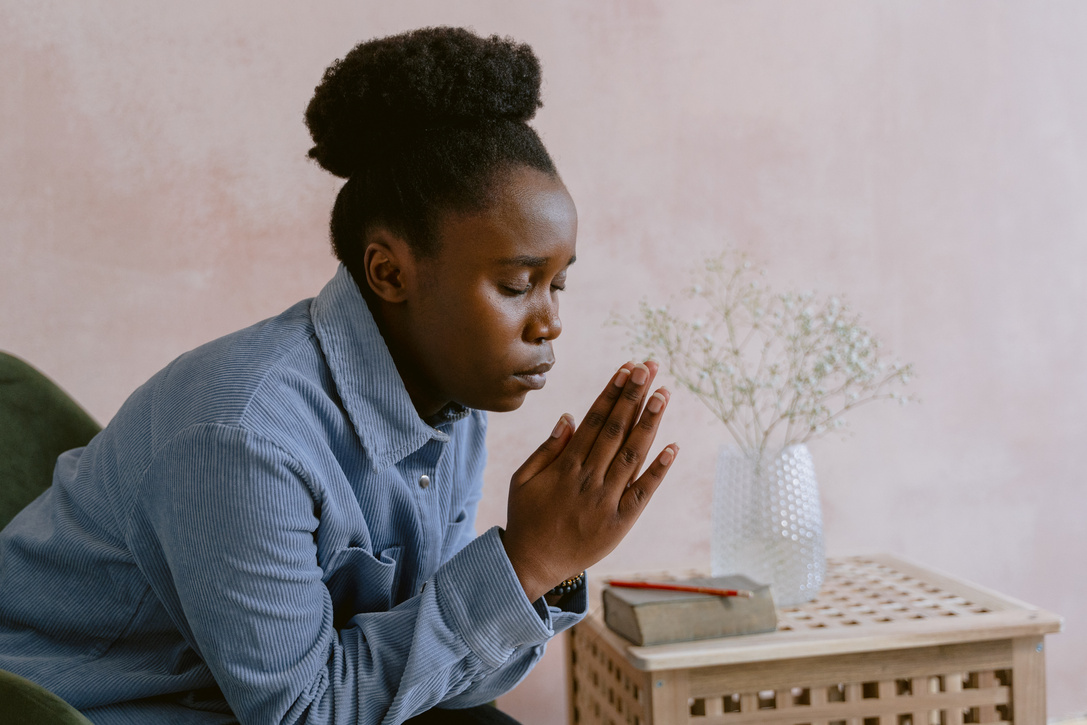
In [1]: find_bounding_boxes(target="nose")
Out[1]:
[525,297,562,343]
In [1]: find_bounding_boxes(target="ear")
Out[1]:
[361,228,417,304]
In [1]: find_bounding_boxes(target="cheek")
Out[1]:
[465,296,528,355]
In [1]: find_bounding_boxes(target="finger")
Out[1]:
[618,443,679,518]
[583,362,657,473]
[626,360,660,413]
[511,413,574,487]
[631,360,660,415]
[560,362,638,461]
[606,387,670,490]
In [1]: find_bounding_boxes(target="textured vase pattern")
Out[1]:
[711,444,826,607]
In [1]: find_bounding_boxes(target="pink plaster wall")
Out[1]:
[3,2,1085,722]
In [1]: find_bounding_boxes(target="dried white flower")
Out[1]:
[612,250,916,457]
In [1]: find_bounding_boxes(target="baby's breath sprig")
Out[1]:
[613,252,916,459]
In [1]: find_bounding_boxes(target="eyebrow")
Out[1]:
[496,255,577,267]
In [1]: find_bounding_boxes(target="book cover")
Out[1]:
[602,575,777,646]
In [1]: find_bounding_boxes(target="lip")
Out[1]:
[513,361,553,390]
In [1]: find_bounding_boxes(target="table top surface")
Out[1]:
[580,553,1063,671]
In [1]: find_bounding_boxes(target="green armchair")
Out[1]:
[0,669,94,725]
[1,351,101,722]
[0,351,101,529]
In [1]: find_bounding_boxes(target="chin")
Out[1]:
[472,388,531,413]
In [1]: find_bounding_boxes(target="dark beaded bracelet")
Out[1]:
[548,571,586,597]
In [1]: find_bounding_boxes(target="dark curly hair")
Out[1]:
[305,26,558,272]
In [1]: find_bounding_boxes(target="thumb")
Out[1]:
[511,413,573,487]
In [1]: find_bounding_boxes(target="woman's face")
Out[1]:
[404,166,578,415]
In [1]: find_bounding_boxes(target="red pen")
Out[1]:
[607,580,754,598]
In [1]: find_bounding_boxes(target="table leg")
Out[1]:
[649,670,690,724]
[1012,636,1046,725]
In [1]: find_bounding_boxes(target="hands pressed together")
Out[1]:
[502,361,678,602]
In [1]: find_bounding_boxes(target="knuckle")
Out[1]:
[555,456,577,477]
[583,411,608,430]
[602,418,626,441]
[576,467,598,493]
[618,446,640,468]
[622,385,642,403]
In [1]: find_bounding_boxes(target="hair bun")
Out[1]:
[306,27,544,178]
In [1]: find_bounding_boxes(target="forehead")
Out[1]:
[435,167,578,266]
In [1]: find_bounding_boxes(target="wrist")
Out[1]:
[499,527,553,602]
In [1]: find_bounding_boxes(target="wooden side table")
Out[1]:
[567,555,1061,725]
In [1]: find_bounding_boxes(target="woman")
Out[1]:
[0,27,677,724]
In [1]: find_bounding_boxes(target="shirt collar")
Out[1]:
[311,265,469,471]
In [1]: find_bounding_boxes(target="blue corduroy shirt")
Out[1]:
[0,265,586,724]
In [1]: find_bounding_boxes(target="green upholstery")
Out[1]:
[0,352,101,530]
[0,669,94,724]
[0,354,101,721]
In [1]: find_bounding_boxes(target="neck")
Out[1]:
[363,294,449,421]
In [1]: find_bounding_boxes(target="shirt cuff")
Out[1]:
[548,578,588,634]
[434,526,554,669]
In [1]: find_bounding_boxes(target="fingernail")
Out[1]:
[647,391,666,414]
[658,446,675,466]
[550,415,568,438]
[631,364,648,386]
[613,368,630,387]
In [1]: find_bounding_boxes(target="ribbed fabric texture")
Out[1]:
[0,265,586,725]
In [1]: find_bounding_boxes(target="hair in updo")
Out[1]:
[305,26,558,271]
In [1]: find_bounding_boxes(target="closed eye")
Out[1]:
[552,271,569,293]
[502,285,531,296]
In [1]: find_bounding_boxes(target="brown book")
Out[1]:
[602,575,777,646]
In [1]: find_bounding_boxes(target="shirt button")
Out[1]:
[418,474,430,489]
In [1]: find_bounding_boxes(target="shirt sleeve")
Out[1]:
[129,423,584,725]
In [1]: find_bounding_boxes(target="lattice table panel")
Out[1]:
[779,558,1000,632]
[569,625,651,725]
[568,555,1061,725]
[683,667,1013,725]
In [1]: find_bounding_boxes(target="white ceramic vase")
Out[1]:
[711,443,826,607]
